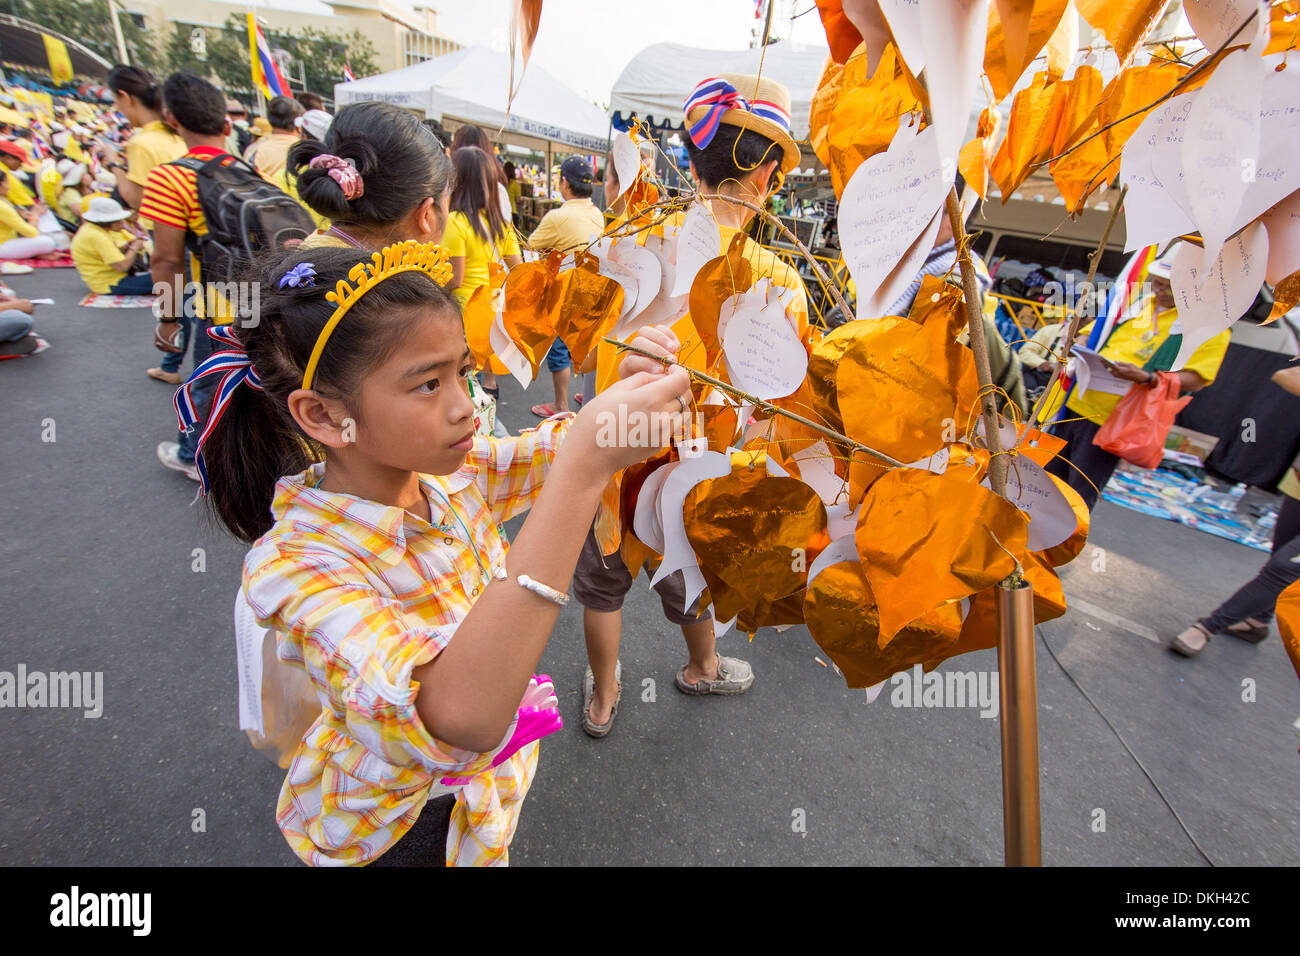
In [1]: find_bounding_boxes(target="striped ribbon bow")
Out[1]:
[173,325,263,493]
[683,77,791,150]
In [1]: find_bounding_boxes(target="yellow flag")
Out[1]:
[43,34,73,85]
[66,137,86,162]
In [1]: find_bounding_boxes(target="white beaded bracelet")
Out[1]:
[516,573,570,607]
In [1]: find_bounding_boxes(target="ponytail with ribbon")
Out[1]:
[174,325,263,494]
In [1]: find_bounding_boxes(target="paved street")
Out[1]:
[2,266,1297,866]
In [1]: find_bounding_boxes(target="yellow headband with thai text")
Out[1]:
[301,241,453,390]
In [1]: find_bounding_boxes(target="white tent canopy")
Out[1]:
[334,45,610,153]
[609,42,829,141]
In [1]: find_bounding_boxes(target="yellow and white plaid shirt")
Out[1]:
[243,415,571,866]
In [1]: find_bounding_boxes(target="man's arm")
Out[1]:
[149,222,186,352]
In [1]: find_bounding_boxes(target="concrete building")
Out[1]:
[123,0,461,79]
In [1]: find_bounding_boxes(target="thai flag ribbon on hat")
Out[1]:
[174,325,263,494]
[684,77,791,150]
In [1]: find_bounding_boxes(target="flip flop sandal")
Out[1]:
[1170,622,1212,657]
[1224,619,1270,644]
[531,403,561,418]
[581,661,621,738]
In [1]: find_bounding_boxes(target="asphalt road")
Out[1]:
[2,266,1297,866]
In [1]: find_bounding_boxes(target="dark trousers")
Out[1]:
[368,793,456,867]
[1045,417,1119,510]
[109,272,156,296]
[1203,494,1300,630]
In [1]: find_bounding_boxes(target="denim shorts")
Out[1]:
[545,337,572,372]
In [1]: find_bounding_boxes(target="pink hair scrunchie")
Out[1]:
[308,154,365,200]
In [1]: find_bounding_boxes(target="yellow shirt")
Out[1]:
[1281,466,1300,501]
[58,186,83,222]
[71,222,132,294]
[528,197,605,254]
[243,419,570,866]
[244,131,299,185]
[507,179,522,213]
[444,211,521,306]
[1042,301,1232,425]
[125,120,186,187]
[5,169,34,207]
[0,198,37,243]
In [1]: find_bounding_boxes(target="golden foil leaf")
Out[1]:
[698,402,740,451]
[1074,0,1171,69]
[805,561,963,688]
[1273,578,1300,685]
[985,0,1072,102]
[1048,63,1109,212]
[856,467,1028,641]
[809,55,844,167]
[922,547,1067,671]
[688,232,753,369]
[502,253,564,377]
[1268,270,1300,324]
[555,251,624,368]
[814,0,867,64]
[834,304,981,465]
[461,261,509,375]
[683,465,828,625]
[989,70,1070,200]
[1038,472,1089,567]
[827,42,923,196]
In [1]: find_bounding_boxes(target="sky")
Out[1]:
[434,0,830,107]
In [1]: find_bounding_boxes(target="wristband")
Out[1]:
[517,573,570,607]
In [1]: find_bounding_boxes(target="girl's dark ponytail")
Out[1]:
[106,65,162,113]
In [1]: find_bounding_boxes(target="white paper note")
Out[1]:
[490,305,534,388]
[652,451,732,613]
[839,123,949,311]
[634,231,689,330]
[791,440,847,506]
[807,536,860,587]
[594,241,640,320]
[1068,346,1131,396]
[670,203,721,298]
[982,455,1077,551]
[826,501,857,541]
[633,462,678,555]
[1184,0,1261,53]
[1170,221,1269,370]
[1121,97,1198,251]
[721,288,809,400]
[859,206,944,320]
[610,131,640,201]
[1261,189,1300,285]
[1180,8,1268,270]
[610,240,662,335]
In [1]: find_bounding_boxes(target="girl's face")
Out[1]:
[348,308,479,476]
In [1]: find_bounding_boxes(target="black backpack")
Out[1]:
[170,152,314,295]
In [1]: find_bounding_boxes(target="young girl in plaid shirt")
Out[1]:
[185,243,691,865]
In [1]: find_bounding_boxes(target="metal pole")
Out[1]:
[106,0,130,64]
[997,580,1041,865]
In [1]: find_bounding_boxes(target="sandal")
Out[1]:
[1170,622,1212,657]
[531,403,562,418]
[581,661,621,738]
[1224,619,1270,644]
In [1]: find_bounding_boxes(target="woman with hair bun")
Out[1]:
[100,65,185,212]
[288,101,453,251]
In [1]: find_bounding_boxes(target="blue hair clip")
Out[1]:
[280,263,316,289]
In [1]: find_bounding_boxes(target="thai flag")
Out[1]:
[248,14,289,99]
[343,63,356,82]
[754,0,764,18]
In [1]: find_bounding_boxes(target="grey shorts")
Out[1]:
[571,526,711,626]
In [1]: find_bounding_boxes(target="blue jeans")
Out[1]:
[0,309,34,342]
[177,319,216,465]
[110,272,156,295]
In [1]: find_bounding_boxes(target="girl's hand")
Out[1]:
[616,324,680,379]
[570,362,692,475]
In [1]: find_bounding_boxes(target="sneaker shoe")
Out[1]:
[0,262,33,275]
[147,367,184,385]
[1170,622,1212,657]
[675,654,754,695]
[156,441,199,482]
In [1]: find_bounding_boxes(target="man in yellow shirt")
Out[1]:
[1043,249,1231,508]
[70,196,152,295]
[528,156,606,417]
[243,96,302,185]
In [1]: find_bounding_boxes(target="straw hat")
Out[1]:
[83,196,133,223]
[683,72,799,173]
[251,116,271,137]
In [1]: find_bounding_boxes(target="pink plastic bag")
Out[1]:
[1093,372,1192,469]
